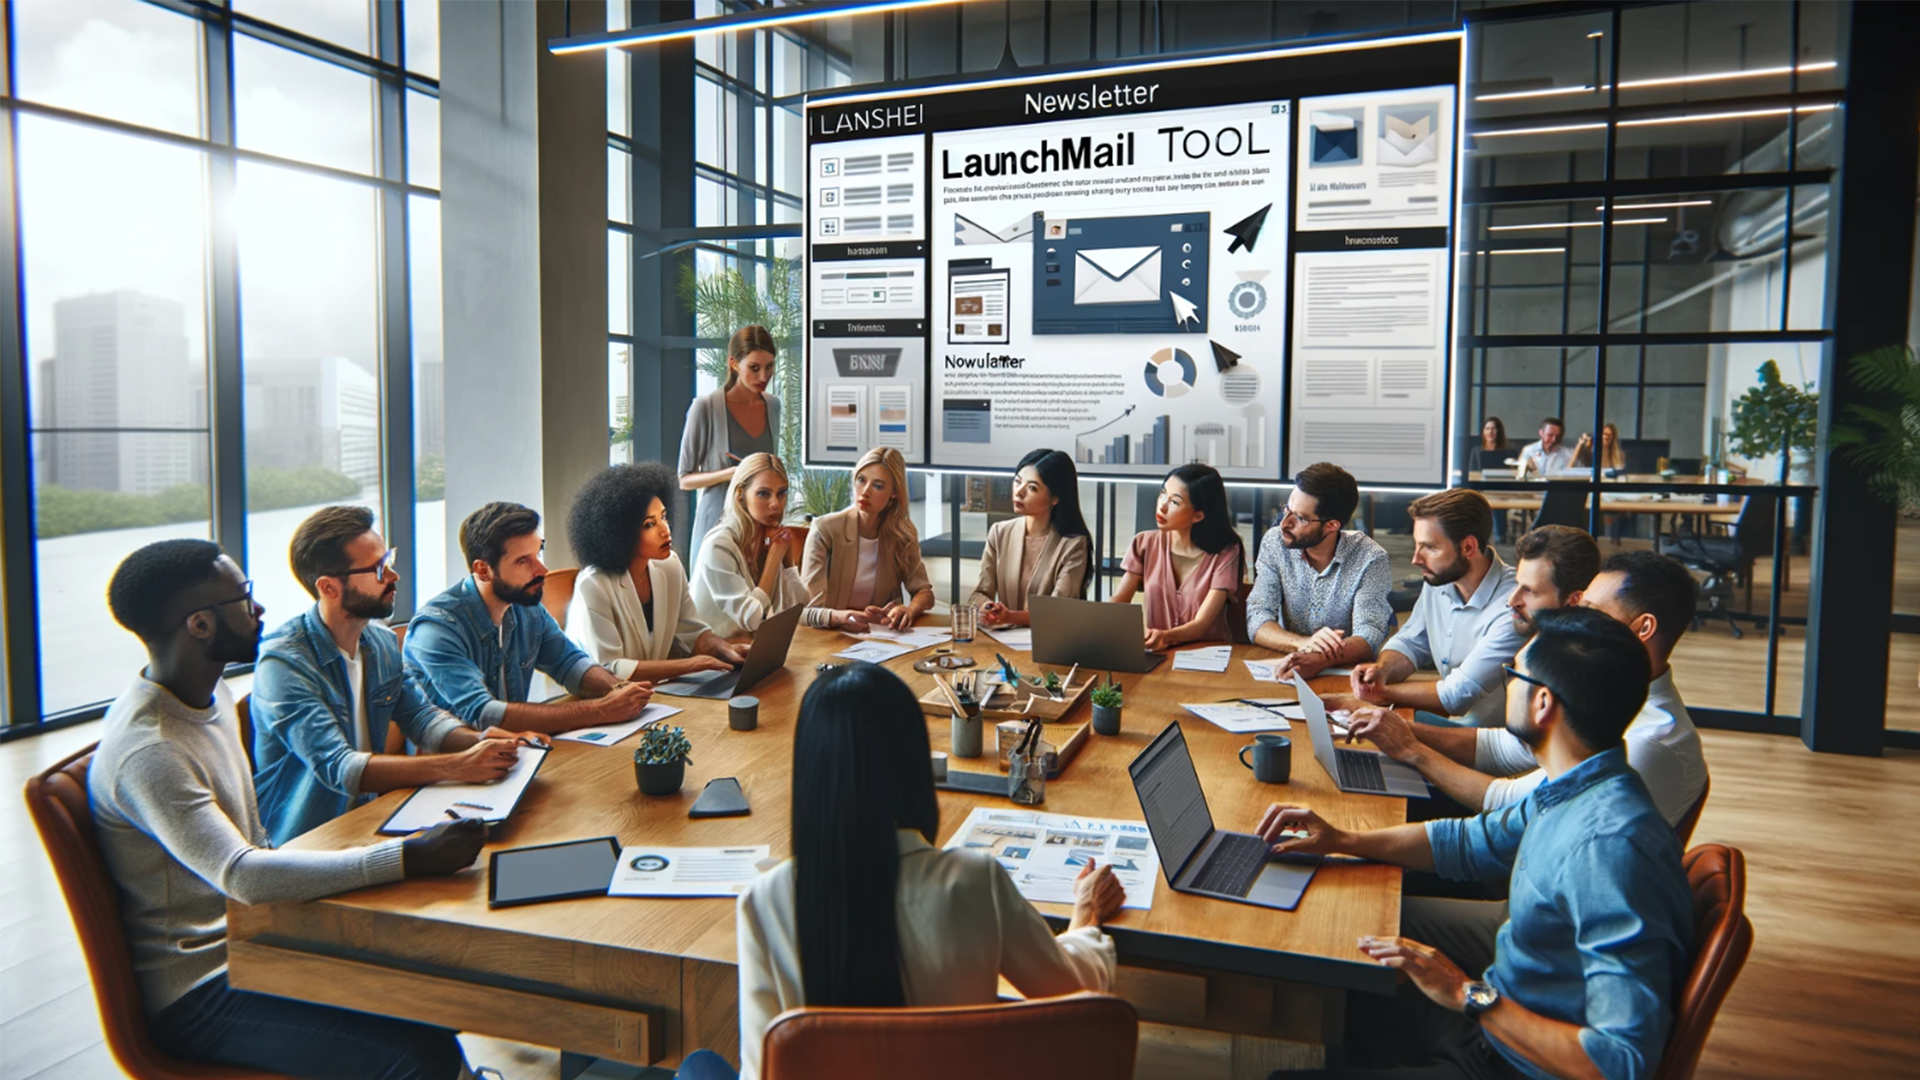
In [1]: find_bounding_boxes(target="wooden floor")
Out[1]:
[5,711,1919,1079]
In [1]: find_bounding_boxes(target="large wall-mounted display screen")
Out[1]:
[803,33,1461,486]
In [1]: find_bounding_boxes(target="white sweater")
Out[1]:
[734,828,1116,1080]
[689,525,810,637]
[87,676,406,1013]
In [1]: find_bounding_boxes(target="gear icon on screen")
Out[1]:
[1228,280,1268,319]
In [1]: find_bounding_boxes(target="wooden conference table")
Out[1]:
[228,622,1410,1077]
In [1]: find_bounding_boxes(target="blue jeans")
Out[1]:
[153,973,465,1080]
[678,1048,739,1080]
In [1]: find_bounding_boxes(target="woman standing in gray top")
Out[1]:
[679,325,782,562]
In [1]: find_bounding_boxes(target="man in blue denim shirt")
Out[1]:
[405,501,653,734]
[1258,608,1693,1080]
[252,506,548,845]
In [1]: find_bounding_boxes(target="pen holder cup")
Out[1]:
[996,725,1057,773]
[1008,750,1047,805]
[951,604,978,643]
[951,711,984,758]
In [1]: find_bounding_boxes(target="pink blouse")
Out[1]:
[1121,529,1241,641]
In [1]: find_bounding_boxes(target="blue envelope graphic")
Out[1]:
[1074,246,1161,305]
[1311,111,1360,166]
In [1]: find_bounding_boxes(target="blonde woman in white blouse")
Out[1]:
[564,462,747,682]
[800,446,934,631]
[671,662,1124,1080]
[690,452,810,637]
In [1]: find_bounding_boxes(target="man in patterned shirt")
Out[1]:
[1248,462,1393,679]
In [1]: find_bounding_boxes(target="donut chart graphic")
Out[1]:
[1144,347,1197,398]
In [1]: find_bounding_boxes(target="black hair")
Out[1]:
[289,505,377,599]
[790,662,940,1008]
[107,539,228,644]
[1598,550,1698,652]
[1166,464,1244,585]
[568,462,680,574]
[1014,449,1090,541]
[1292,462,1359,528]
[1516,525,1601,600]
[459,501,541,570]
[1524,607,1651,750]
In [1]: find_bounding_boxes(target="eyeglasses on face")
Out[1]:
[1281,508,1328,525]
[333,548,399,581]
[1502,664,1552,694]
[186,580,255,622]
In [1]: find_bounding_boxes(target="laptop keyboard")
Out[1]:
[1335,749,1388,792]
[1190,832,1269,897]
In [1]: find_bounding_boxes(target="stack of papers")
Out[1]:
[1171,646,1232,673]
[979,624,1033,651]
[944,807,1158,910]
[609,845,771,898]
[836,625,949,662]
[834,639,915,663]
[1181,699,1302,734]
[554,703,685,746]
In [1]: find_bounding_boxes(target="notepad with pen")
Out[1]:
[377,745,550,835]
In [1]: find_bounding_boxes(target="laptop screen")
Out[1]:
[1292,674,1340,771]
[1128,723,1215,883]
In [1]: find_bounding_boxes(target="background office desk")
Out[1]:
[228,626,1409,1078]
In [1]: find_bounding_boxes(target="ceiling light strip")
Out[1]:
[1474,60,1836,102]
[1474,102,1836,139]
[1487,217,1667,231]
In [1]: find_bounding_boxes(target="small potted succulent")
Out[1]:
[634,725,693,796]
[1089,675,1124,736]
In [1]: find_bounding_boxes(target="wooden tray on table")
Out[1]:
[919,669,1095,782]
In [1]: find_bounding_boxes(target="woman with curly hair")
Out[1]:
[689,452,810,636]
[565,461,748,683]
[800,447,933,631]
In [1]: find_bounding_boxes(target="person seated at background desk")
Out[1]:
[1349,550,1706,830]
[1516,416,1574,479]
[691,452,811,636]
[566,462,749,681]
[1571,422,1630,541]
[801,446,934,631]
[1258,609,1693,1080]
[1111,463,1245,650]
[405,501,654,735]
[252,505,543,846]
[92,539,490,1080]
[1340,489,1524,726]
[1247,462,1391,679]
[969,449,1092,627]
[674,662,1125,1080]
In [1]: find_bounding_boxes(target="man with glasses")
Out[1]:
[89,539,493,1078]
[1255,608,1692,1080]
[405,501,654,734]
[1247,462,1392,678]
[252,506,551,845]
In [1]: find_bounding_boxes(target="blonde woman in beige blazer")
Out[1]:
[966,449,1092,627]
[800,447,933,631]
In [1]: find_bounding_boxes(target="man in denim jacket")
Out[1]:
[405,501,652,734]
[252,506,548,845]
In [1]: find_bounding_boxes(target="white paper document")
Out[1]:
[1181,700,1302,734]
[609,845,771,898]
[554,703,685,747]
[1245,659,1284,682]
[854,625,950,651]
[979,624,1033,651]
[945,807,1159,911]
[1171,646,1233,673]
[378,746,549,834]
[835,639,914,663]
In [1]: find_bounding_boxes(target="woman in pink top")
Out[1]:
[1111,463,1244,650]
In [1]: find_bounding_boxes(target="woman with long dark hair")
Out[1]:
[968,449,1092,627]
[685,663,1123,1080]
[1110,463,1245,650]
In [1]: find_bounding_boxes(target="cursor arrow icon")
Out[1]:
[1210,341,1241,372]
[1169,292,1200,328]
[1226,204,1272,254]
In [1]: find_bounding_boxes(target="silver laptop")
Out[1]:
[654,604,804,699]
[1293,675,1430,798]
[1128,722,1316,910]
[1029,595,1166,674]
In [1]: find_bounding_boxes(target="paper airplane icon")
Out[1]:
[1210,341,1241,372]
[1169,292,1200,328]
[1226,204,1271,254]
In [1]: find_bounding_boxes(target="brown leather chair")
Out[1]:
[542,566,579,630]
[24,744,291,1080]
[1655,844,1754,1080]
[1673,775,1710,847]
[761,991,1137,1080]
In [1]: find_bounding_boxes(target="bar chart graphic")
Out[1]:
[1074,404,1268,469]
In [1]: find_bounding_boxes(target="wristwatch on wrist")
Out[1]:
[1462,980,1500,1021]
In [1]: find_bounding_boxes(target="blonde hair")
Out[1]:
[1573,422,1626,470]
[852,446,919,578]
[724,325,778,391]
[718,451,789,579]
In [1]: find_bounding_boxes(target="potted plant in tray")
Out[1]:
[634,726,693,796]
[1090,675,1124,736]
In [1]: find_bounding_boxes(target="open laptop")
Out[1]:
[1292,675,1430,797]
[654,603,804,699]
[1029,595,1166,674]
[1127,721,1316,910]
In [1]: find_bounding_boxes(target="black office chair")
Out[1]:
[1533,482,1593,530]
[1663,494,1776,639]
[1620,439,1671,474]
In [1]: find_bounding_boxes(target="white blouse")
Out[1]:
[564,555,712,679]
[689,524,811,637]
[734,828,1115,1080]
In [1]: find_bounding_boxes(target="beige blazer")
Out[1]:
[800,506,932,622]
[965,518,1090,611]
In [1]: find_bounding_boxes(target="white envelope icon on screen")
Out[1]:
[1074,246,1161,305]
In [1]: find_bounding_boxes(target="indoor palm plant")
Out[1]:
[1829,345,1920,515]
